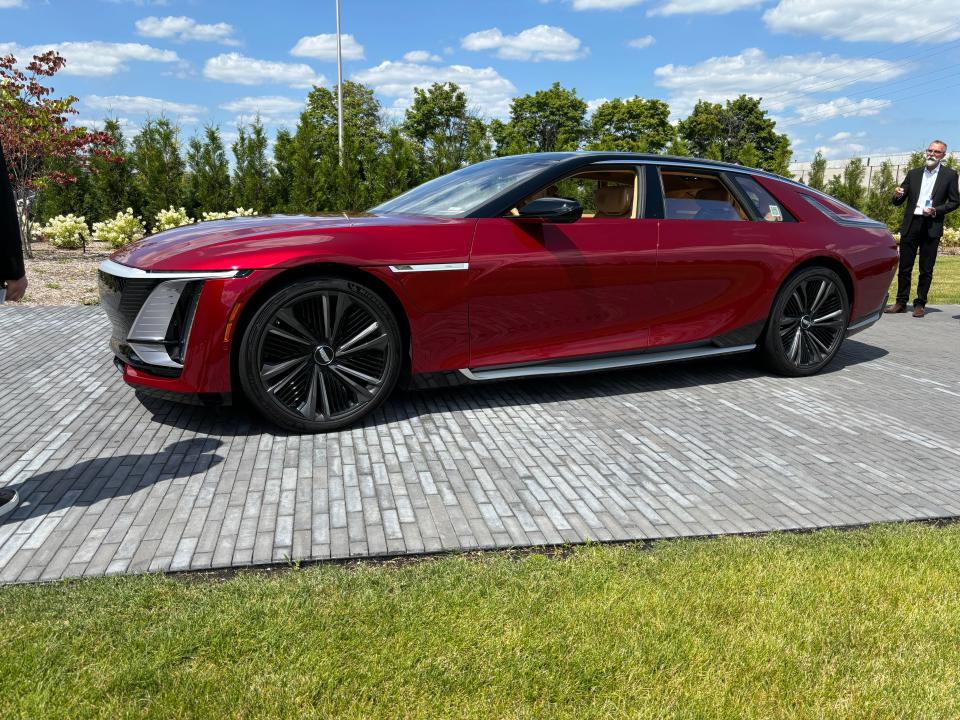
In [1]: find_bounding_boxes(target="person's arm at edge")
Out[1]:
[0,140,27,301]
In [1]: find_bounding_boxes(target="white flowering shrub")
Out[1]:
[942,227,960,248]
[92,208,146,249]
[29,223,46,243]
[153,206,195,233]
[200,207,258,221]
[41,214,90,249]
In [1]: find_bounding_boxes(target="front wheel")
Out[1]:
[239,277,402,432]
[761,267,849,376]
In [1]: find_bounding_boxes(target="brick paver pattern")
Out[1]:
[1,305,959,584]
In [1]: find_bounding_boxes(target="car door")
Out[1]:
[651,165,794,348]
[467,164,659,369]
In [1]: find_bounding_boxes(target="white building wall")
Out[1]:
[789,151,960,187]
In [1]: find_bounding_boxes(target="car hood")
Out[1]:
[110,213,462,271]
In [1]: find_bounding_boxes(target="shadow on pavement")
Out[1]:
[130,338,890,436]
[1,438,224,526]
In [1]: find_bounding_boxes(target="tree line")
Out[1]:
[36,80,794,225]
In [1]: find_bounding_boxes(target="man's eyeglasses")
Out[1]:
[926,148,945,155]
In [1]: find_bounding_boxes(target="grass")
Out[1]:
[889,254,960,304]
[4,523,960,719]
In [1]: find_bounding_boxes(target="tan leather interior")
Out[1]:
[594,184,632,217]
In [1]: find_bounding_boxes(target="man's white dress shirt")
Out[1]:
[914,163,940,215]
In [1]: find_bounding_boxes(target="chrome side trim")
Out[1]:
[846,310,882,335]
[389,263,469,273]
[459,344,756,381]
[99,258,241,280]
[128,341,182,368]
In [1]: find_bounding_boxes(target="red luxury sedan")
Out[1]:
[99,152,898,432]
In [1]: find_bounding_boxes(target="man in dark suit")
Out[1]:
[1,139,28,302]
[886,139,959,317]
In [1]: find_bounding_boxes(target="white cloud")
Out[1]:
[627,35,655,48]
[203,52,325,88]
[570,0,644,8]
[764,0,960,42]
[648,0,763,15]
[0,0,25,8]
[135,16,239,45]
[352,60,517,118]
[586,97,609,114]
[829,131,866,142]
[794,98,891,123]
[654,48,904,120]
[0,41,179,75]
[403,50,442,63]
[220,96,304,115]
[290,34,364,61]
[85,94,205,123]
[70,117,138,133]
[461,25,588,61]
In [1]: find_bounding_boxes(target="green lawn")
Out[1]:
[889,255,960,304]
[4,523,960,718]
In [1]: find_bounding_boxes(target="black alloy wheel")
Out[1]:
[239,277,402,432]
[761,267,849,376]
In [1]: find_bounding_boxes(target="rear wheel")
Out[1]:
[239,277,402,432]
[761,267,849,376]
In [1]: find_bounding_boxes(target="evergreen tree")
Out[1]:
[270,128,295,212]
[232,118,272,212]
[736,142,761,168]
[807,151,827,191]
[88,118,134,222]
[371,126,422,206]
[185,125,232,217]
[131,118,185,222]
[837,157,866,209]
[863,160,899,229]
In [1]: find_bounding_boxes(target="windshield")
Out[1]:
[370,155,566,217]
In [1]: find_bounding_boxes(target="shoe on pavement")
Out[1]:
[884,302,907,313]
[913,305,926,318]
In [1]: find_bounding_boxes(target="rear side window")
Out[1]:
[730,175,796,222]
[660,170,748,221]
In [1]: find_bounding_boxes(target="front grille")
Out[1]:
[98,271,162,341]
[98,269,189,378]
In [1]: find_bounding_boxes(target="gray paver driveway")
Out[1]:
[1,305,959,584]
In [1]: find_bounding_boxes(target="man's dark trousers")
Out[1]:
[896,215,939,307]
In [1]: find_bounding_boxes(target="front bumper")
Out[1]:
[98,260,281,398]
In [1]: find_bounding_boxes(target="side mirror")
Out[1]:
[516,197,583,224]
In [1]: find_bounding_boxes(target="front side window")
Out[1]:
[514,169,638,219]
[660,170,747,221]
[370,155,565,217]
[730,174,795,222]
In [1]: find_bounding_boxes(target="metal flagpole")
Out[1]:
[336,0,344,166]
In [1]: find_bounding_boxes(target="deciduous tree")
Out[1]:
[498,82,587,154]
[586,97,673,153]
[0,51,113,257]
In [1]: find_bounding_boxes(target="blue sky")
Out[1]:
[3,0,959,162]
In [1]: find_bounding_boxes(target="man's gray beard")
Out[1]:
[926,158,939,168]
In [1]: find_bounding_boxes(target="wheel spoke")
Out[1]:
[812,281,835,314]
[322,294,332,341]
[336,333,388,357]
[788,326,802,362]
[266,357,308,394]
[329,365,374,400]
[803,332,822,364]
[337,321,380,354]
[267,326,315,347]
[331,295,352,344]
[332,362,382,385]
[813,308,844,324]
[262,355,310,381]
[807,330,831,355]
[298,366,319,419]
[275,308,319,345]
[318,370,332,418]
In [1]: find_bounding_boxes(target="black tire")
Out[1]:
[760,267,849,376]
[239,276,402,432]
